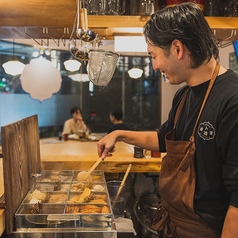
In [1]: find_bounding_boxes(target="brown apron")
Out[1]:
[152,63,221,238]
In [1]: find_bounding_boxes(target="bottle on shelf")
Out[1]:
[223,0,238,17]
[138,0,155,15]
[204,0,221,16]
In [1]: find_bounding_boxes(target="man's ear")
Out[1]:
[171,40,184,60]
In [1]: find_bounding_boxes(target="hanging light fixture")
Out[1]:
[128,67,143,79]
[2,40,25,76]
[64,57,82,72]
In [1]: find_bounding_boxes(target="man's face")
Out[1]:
[147,42,186,85]
[73,110,82,121]
[109,114,114,123]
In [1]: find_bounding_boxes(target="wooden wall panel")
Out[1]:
[1,115,41,234]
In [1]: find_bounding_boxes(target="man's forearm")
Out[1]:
[115,130,159,151]
[222,205,238,238]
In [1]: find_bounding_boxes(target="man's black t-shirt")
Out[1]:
[158,70,238,232]
[107,123,130,134]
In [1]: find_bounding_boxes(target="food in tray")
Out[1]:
[60,183,70,192]
[71,182,89,191]
[89,198,106,204]
[68,187,93,203]
[101,205,110,213]
[68,194,81,203]
[92,184,105,192]
[37,175,60,182]
[30,202,42,214]
[29,189,48,203]
[77,187,92,203]
[65,204,110,214]
[60,175,72,181]
[71,182,105,192]
[94,194,107,201]
[68,187,108,204]
[76,171,92,182]
[91,175,103,181]
[80,204,102,213]
[47,193,68,203]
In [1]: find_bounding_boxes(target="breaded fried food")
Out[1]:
[89,199,106,204]
[101,206,110,213]
[78,187,92,203]
[80,204,101,213]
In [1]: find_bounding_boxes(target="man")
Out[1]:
[107,108,130,134]
[97,3,238,237]
[62,106,87,136]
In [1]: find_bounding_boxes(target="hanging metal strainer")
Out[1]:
[87,49,120,86]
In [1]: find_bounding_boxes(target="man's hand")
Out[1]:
[97,132,117,159]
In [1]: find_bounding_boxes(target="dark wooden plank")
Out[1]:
[1,115,41,235]
[22,115,41,175]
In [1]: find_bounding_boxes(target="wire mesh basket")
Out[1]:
[87,49,120,86]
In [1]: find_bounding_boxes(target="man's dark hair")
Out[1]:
[143,2,219,68]
[110,108,123,120]
[70,106,82,115]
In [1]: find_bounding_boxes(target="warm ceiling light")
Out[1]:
[2,39,25,76]
[69,73,90,82]
[64,58,81,72]
[3,57,25,76]
[114,36,147,53]
[128,67,143,79]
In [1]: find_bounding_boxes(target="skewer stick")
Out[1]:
[83,157,102,180]
[112,164,132,208]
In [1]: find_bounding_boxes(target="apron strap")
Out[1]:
[174,89,189,128]
[191,63,220,137]
[173,62,220,136]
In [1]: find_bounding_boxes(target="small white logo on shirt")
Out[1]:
[198,122,215,140]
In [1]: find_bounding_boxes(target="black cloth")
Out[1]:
[158,69,238,232]
[107,123,130,134]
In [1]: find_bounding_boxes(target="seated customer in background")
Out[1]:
[107,108,129,134]
[62,106,87,136]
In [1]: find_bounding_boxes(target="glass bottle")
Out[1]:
[138,0,155,15]
[224,0,238,17]
[204,0,220,16]
[130,0,138,15]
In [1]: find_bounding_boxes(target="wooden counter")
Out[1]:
[0,136,162,235]
[40,138,163,173]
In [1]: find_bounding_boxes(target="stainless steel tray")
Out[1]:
[15,170,115,233]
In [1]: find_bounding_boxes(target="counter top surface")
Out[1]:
[0,137,163,235]
[40,138,163,173]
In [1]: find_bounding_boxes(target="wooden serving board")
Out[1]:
[1,115,41,234]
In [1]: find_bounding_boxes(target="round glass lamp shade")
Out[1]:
[128,68,143,79]
[64,58,81,72]
[2,58,25,76]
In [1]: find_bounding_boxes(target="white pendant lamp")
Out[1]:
[128,67,143,79]
[2,40,25,76]
[3,57,25,76]
[64,57,81,72]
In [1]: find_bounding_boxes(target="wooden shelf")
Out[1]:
[0,0,237,39]
[205,17,238,30]
[88,15,238,30]
[88,16,238,40]
[0,14,237,40]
